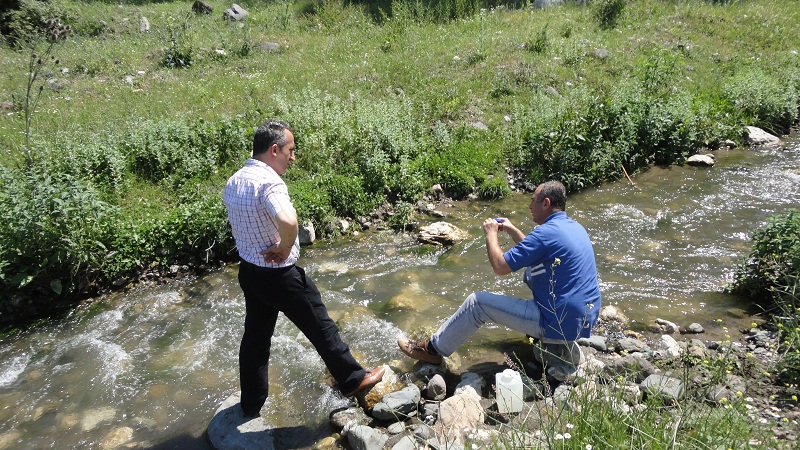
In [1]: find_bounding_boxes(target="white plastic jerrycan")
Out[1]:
[495,368,523,413]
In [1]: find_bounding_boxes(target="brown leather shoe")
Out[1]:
[344,366,385,397]
[397,337,443,364]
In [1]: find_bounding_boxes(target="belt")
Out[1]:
[239,260,294,273]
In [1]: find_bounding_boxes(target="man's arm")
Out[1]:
[483,218,512,276]
[261,209,298,264]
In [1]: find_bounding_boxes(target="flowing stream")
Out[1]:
[1,137,799,449]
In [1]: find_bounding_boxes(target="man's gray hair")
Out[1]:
[538,181,567,211]
[253,119,292,155]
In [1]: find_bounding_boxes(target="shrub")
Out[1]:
[593,0,626,30]
[122,117,250,187]
[323,173,383,218]
[732,210,800,302]
[287,177,336,235]
[0,165,116,305]
[731,210,800,384]
[476,176,510,199]
[0,0,64,45]
[724,67,800,135]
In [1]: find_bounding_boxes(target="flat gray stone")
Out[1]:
[207,392,275,450]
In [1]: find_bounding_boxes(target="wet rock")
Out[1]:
[207,392,275,450]
[101,426,133,448]
[599,305,629,326]
[746,126,780,147]
[371,385,420,421]
[361,365,403,411]
[344,424,388,450]
[417,222,467,246]
[329,407,368,431]
[426,374,446,400]
[81,407,117,431]
[654,318,680,334]
[314,436,338,450]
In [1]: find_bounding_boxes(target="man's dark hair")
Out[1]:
[539,181,567,211]
[253,119,292,156]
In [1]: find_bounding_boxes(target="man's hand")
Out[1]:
[261,241,291,264]
[482,217,501,235]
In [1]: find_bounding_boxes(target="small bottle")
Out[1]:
[495,369,523,413]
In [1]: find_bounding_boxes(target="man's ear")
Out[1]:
[268,143,279,156]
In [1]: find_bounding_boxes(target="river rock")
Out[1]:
[578,334,608,352]
[361,365,403,411]
[417,222,467,246]
[615,337,650,354]
[81,407,117,431]
[706,374,747,404]
[654,334,682,358]
[345,424,388,450]
[686,154,715,167]
[746,126,780,146]
[101,426,133,448]
[329,406,368,431]
[641,374,685,404]
[435,389,484,445]
[371,385,420,421]
[685,323,705,334]
[599,305,629,326]
[426,374,446,400]
[207,392,275,450]
[454,372,485,396]
[654,318,680,334]
[299,221,316,245]
[604,353,658,383]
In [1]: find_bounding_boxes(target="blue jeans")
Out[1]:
[430,291,547,356]
[237,263,365,416]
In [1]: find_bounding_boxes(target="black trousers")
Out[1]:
[237,262,366,416]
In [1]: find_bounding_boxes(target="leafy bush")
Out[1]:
[476,175,510,199]
[122,117,250,187]
[731,210,800,384]
[323,173,383,218]
[593,0,626,30]
[287,177,336,234]
[724,67,800,135]
[0,0,64,45]
[732,210,800,302]
[0,165,116,305]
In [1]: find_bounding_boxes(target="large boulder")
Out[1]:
[745,126,780,146]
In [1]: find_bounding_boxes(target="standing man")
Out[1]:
[224,119,384,417]
[398,181,601,381]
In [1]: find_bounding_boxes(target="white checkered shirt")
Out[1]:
[223,159,300,267]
